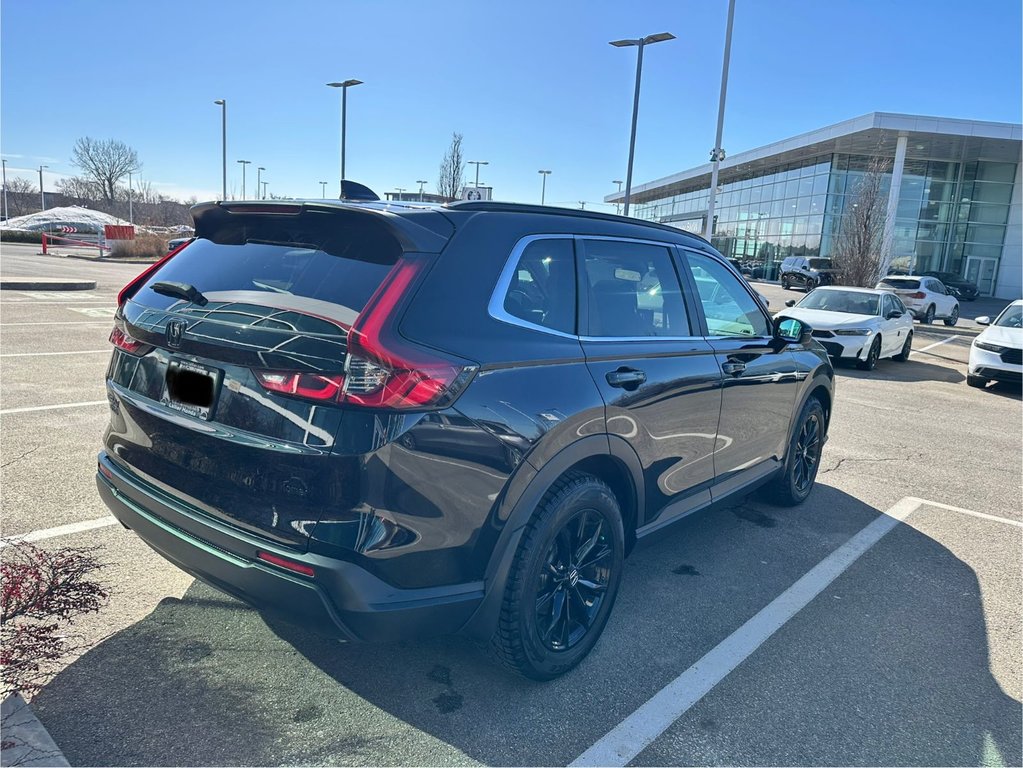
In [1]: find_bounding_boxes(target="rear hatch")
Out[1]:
[103,202,467,549]
[878,277,923,304]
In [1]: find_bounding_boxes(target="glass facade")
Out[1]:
[632,153,1017,290]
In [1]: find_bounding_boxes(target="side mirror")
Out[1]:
[784,299,796,307]
[886,310,903,319]
[774,316,812,343]
[976,316,991,326]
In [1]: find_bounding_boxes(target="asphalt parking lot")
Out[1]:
[2,242,1020,767]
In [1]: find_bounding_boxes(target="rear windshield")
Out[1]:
[808,258,832,270]
[879,278,920,290]
[135,239,395,328]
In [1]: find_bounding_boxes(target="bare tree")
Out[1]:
[57,175,101,203]
[831,156,891,287]
[4,178,36,217]
[437,132,465,200]
[70,137,141,204]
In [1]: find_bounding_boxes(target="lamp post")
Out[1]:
[213,99,227,200]
[326,79,362,194]
[237,160,251,199]
[261,181,268,199]
[38,165,47,211]
[417,179,428,202]
[468,160,488,188]
[257,167,265,199]
[319,181,328,197]
[613,179,624,214]
[128,171,134,225]
[538,170,551,205]
[394,187,406,201]
[705,0,736,240]
[2,159,8,221]
[610,32,675,216]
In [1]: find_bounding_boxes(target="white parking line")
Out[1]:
[0,350,109,358]
[572,494,1015,766]
[911,335,959,354]
[0,516,119,548]
[0,321,112,326]
[0,400,107,415]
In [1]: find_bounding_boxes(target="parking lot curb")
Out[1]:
[0,278,97,291]
[1,693,70,767]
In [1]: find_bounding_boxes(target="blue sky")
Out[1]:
[2,0,1020,212]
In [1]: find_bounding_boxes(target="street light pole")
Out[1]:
[38,165,47,211]
[538,170,551,205]
[468,160,488,188]
[1,159,8,221]
[237,160,251,199]
[261,181,268,199]
[394,187,406,201]
[613,179,624,214]
[128,171,133,225]
[327,79,363,196]
[319,181,328,197]
[214,99,227,200]
[610,32,675,216]
[416,180,428,202]
[257,166,265,199]
[705,0,736,240]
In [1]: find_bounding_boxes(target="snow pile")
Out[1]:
[0,206,132,234]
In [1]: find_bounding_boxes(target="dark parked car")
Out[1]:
[922,271,980,301]
[779,256,836,291]
[97,198,834,679]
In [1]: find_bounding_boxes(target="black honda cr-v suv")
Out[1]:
[97,197,833,679]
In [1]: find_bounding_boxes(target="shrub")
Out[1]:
[0,230,44,245]
[1,541,108,698]
[108,231,169,260]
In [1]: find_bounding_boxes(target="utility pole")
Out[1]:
[1,159,8,221]
[38,165,47,211]
[705,0,736,240]
[319,181,328,197]
[128,171,134,225]
[538,170,551,205]
[417,179,428,202]
[214,99,227,200]
[237,160,251,199]
[261,181,268,199]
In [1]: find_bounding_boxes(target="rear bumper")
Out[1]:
[96,452,483,642]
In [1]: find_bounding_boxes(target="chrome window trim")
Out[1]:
[488,232,707,342]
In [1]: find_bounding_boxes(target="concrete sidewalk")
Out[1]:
[0,277,97,291]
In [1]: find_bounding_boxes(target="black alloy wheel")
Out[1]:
[491,473,624,680]
[782,277,791,290]
[764,397,826,506]
[924,304,936,324]
[944,306,959,327]
[534,509,612,652]
[857,337,881,371]
[894,331,913,362]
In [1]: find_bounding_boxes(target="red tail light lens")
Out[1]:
[252,256,477,410]
[254,371,345,401]
[256,551,314,577]
[908,291,926,299]
[109,326,150,355]
[116,238,194,307]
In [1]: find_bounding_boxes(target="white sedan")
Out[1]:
[778,286,915,370]
[968,300,1022,389]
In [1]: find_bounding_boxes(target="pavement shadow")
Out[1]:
[31,486,1020,766]
[834,358,965,384]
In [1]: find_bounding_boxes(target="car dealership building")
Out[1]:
[607,113,1022,298]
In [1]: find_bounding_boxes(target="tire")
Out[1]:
[805,278,817,292]
[894,331,912,362]
[490,473,625,680]
[943,306,959,327]
[856,336,882,371]
[782,277,790,290]
[923,304,935,324]
[967,374,987,389]
[763,397,826,507]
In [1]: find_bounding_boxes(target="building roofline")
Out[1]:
[607,111,1023,202]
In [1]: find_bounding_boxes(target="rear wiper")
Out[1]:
[151,281,209,307]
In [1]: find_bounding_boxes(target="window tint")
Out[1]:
[501,238,576,334]
[685,251,771,338]
[581,240,690,337]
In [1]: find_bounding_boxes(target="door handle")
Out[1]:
[606,368,646,389]
[721,360,746,376]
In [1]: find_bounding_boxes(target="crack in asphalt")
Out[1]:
[821,453,926,474]
[1,447,38,469]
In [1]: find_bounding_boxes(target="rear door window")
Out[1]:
[499,238,577,334]
[580,239,690,337]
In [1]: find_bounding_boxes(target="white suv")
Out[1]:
[876,275,959,325]
[968,300,1022,389]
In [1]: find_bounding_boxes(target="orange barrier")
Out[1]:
[42,232,111,256]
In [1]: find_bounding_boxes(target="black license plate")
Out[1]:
[163,360,221,420]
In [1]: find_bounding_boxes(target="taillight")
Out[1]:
[109,326,150,355]
[254,371,345,401]
[252,256,477,410]
[908,291,926,299]
[116,238,193,307]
